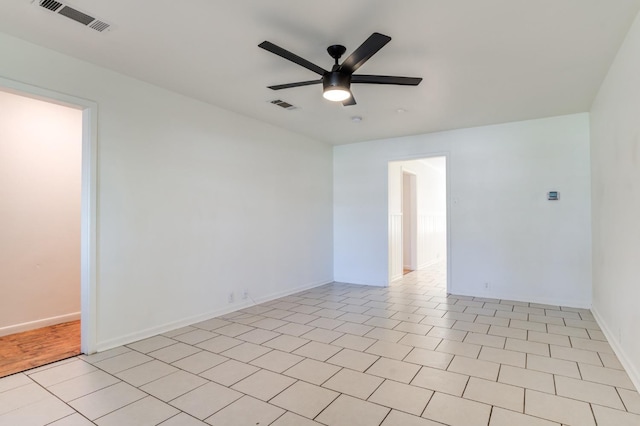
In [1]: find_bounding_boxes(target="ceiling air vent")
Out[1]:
[34,0,112,32]
[89,20,110,32]
[270,99,297,110]
[40,0,63,12]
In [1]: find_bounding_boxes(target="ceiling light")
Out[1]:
[323,72,351,102]
[396,108,407,113]
[351,116,363,122]
[323,88,351,102]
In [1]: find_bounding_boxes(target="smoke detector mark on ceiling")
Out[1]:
[270,99,297,110]
[34,0,112,32]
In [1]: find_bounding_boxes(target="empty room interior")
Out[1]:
[0,1,639,425]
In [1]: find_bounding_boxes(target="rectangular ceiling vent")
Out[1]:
[34,0,112,32]
[270,99,297,110]
[40,0,63,11]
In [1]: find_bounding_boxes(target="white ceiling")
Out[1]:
[1,0,639,145]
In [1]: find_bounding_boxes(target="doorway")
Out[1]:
[0,90,81,376]
[388,156,448,288]
[0,77,98,371]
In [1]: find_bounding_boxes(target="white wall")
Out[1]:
[0,91,81,335]
[0,32,333,351]
[334,114,592,308]
[590,11,640,390]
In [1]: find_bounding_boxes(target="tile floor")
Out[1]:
[1,262,640,425]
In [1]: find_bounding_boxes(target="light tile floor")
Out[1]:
[2,262,640,425]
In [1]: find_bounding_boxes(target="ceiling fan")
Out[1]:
[259,32,422,106]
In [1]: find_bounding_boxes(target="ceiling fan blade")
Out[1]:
[259,41,327,76]
[339,32,391,74]
[351,75,423,85]
[268,79,322,90]
[342,93,356,106]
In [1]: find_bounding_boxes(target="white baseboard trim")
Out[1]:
[591,307,640,392]
[96,279,333,352]
[447,288,591,310]
[389,273,403,283]
[0,312,81,337]
[333,278,387,287]
[250,279,333,305]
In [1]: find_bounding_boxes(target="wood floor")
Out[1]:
[0,320,81,378]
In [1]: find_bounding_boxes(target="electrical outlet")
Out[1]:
[228,292,235,303]
[242,289,249,300]
[484,282,490,290]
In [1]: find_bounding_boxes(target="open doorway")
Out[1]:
[389,156,448,288]
[0,79,97,376]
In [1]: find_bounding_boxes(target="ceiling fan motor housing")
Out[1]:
[323,71,351,91]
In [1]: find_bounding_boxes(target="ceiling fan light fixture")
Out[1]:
[323,88,351,102]
[259,33,422,107]
[323,72,351,102]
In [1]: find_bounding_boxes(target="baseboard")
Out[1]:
[591,307,640,392]
[0,312,81,337]
[332,275,388,287]
[389,273,403,283]
[96,278,334,352]
[448,287,591,310]
[249,279,333,305]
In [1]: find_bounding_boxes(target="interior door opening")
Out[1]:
[0,90,82,376]
[0,78,97,376]
[388,156,448,289]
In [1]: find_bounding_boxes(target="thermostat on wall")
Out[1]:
[547,191,559,201]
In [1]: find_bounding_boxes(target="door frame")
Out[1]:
[1,77,98,354]
[401,170,418,271]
